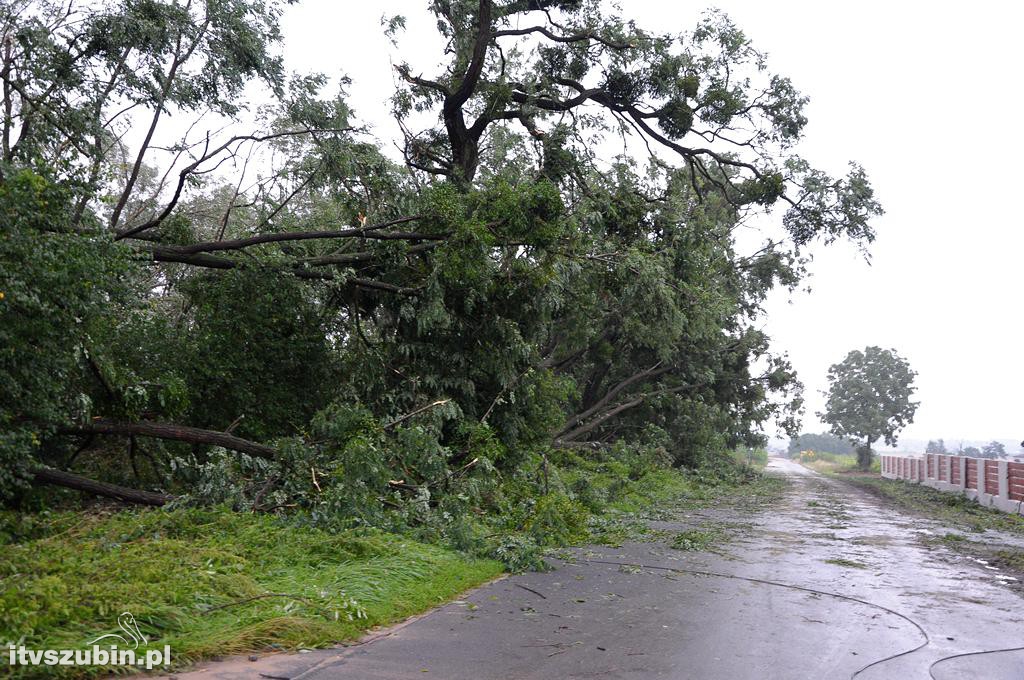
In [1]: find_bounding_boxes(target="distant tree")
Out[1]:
[820,347,918,470]
[963,446,982,458]
[925,439,948,454]
[787,432,854,457]
[980,441,1006,459]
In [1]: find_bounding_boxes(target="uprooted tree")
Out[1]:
[1,0,880,510]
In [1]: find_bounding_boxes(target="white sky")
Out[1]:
[279,1,1024,445]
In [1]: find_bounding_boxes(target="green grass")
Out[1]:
[794,451,880,474]
[0,508,502,678]
[836,475,1024,536]
[730,447,768,470]
[670,528,722,551]
[994,550,1024,572]
[0,454,789,678]
[563,459,787,546]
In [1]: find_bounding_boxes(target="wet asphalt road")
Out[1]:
[167,458,1024,680]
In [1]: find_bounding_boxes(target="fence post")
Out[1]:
[998,460,1010,500]
[945,456,953,486]
[978,458,986,495]
[958,457,967,489]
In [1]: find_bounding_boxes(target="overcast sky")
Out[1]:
[279,1,1023,447]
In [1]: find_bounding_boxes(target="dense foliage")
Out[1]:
[820,346,918,469]
[1,1,879,532]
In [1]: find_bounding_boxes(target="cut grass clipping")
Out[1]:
[824,558,869,569]
[0,508,501,678]
[670,528,721,552]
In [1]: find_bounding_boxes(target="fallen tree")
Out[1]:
[59,418,277,459]
[33,467,173,506]
[33,418,280,506]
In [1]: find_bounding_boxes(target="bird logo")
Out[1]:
[88,612,147,649]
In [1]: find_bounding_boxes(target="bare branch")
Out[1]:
[114,127,354,241]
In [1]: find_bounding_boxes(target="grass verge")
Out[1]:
[794,451,879,475]
[830,473,1024,594]
[0,509,501,678]
[834,474,1024,536]
[0,455,784,678]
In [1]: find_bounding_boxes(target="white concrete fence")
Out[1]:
[881,453,1024,514]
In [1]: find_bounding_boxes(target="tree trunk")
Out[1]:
[857,438,875,471]
[59,418,276,459]
[33,467,172,506]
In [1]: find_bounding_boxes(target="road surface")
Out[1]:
[168,458,1024,679]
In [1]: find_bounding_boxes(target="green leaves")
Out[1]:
[820,346,919,467]
[0,168,131,497]
[0,1,873,529]
[657,99,695,140]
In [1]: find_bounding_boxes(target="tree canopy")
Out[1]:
[787,432,854,457]
[820,346,917,469]
[1,0,880,513]
[980,441,1006,459]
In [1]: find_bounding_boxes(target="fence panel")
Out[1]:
[883,454,1021,514]
[1010,462,1024,502]
[985,460,999,491]
[966,459,978,490]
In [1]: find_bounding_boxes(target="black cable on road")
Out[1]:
[577,558,930,680]
[927,645,1024,679]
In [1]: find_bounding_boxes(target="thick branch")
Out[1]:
[556,383,693,443]
[144,246,420,294]
[59,418,276,459]
[302,241,439,267]
[450,0,494,110]
[492,25,632,50]
[556,362,671,437]
[158,216,427,254]
[33,467,173,506]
